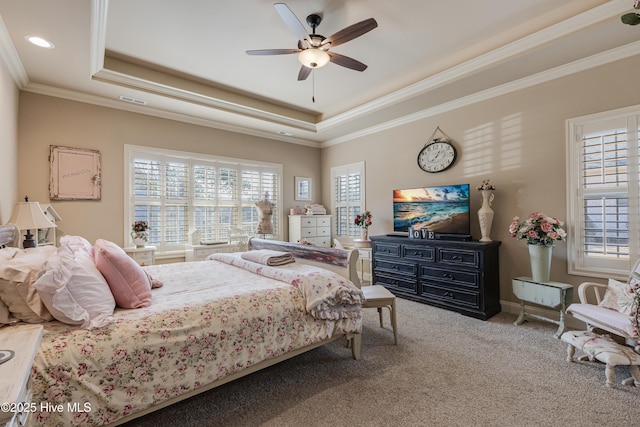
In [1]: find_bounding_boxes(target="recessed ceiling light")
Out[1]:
[25,35,55,49]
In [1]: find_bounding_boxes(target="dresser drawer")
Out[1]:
[376,274,417,294]
[300,217,317,227]
[316,226,331,236]
[403,245,435,261]
[421,266,479,288]
[438,248,479,267]
[373,242,401,257]
[300,227,317,237]
[421,283,480,309]
[316,217,331,227]
[306,237,331,247]
[374,259,416,276]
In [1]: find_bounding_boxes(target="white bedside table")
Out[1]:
[124,246,156,266]
[0,324,43,427]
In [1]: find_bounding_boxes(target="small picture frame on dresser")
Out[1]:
[294,177,312,201]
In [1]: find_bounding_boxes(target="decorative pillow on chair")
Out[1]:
[93,239,152,308]
[599,278,635,315]
[33,243,115,328]
[0,246,56,323]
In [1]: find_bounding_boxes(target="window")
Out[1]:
[567,106,639,278]
[125,145,282,253]
[331,162,365,243]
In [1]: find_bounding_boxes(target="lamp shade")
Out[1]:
[8,201,56,230]
[298,48,330,68]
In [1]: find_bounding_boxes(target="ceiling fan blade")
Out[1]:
[297,66,312,81]
[246,49,301,55]
[327,52,367,71]
[274,3,311,45]
[323,18,377,48]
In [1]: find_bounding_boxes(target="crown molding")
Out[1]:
[317,0,632,133]
[21,82,322,148]
[0,14,28,86]
[321,40,640,148]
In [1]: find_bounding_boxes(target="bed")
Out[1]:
[0,228,362,427]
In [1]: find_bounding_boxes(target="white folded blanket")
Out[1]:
[240,249,295,266]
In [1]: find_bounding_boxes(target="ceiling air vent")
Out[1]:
[119,95,147,105]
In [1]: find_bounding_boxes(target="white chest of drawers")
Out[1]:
[288,215,332,247]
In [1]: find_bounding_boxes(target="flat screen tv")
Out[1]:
[393,184,471,237]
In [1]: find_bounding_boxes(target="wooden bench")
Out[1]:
[561,330,640,388]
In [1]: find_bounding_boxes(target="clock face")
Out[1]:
[417,140,457,173]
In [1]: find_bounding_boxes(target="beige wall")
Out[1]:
[321,54,640,308]
[0,55,19,222]
[17,93,321,246]
[13,54,640,308]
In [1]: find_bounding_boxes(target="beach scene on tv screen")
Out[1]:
[393,184,470,234]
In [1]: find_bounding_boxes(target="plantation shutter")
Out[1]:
[580,123,629,259]
[331,162,365,239]
[127,146,282,252]
[568,109,640,277]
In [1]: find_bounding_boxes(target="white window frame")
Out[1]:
[124,145,283,254]
[566,104,640,279]
[331,161,366,246]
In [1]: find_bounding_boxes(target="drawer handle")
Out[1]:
[442,273,454,280]
[443,291,455,298]
[451,255,462,261]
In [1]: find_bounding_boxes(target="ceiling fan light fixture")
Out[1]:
[298,48,330,69]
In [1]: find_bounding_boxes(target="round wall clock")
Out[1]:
[417,139,457,173]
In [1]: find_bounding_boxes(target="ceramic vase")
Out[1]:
[478,190,495,242]
[131,230,149,248]
[529,244,552,283]
[354,228,371,248]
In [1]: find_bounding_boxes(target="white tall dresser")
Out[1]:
[288,215,332,247]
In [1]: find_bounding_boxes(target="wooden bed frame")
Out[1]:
[111,237,362,425]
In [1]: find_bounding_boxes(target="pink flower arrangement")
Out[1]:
[476,179,495,191]
[354,211,373,229]
[508,212,566,247]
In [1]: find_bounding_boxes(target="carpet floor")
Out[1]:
[125,298,640,427]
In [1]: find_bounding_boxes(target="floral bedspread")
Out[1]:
[30,260,362,426]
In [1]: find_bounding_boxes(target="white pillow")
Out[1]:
[34,243,115,328]
[599,278,635,315]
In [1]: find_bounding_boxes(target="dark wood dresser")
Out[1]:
[370,235,501,320]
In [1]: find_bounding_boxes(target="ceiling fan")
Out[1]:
[246,3,378,81]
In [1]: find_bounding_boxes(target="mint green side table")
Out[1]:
[512,276,574,339]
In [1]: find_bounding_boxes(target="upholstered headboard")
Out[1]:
[0,224,19,248]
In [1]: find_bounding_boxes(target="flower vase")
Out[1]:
[478,190,495,242]
[529,244,552,283]
[354,228,371,248]
[131,231,149,248]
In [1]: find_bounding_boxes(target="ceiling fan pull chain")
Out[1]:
[312,70,316,103]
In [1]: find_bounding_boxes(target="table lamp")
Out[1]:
[7,196,56,248]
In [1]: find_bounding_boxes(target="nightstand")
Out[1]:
[124,246,156,266]
[0,324,43,427]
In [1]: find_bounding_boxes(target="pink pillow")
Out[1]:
[94,239,152,308]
